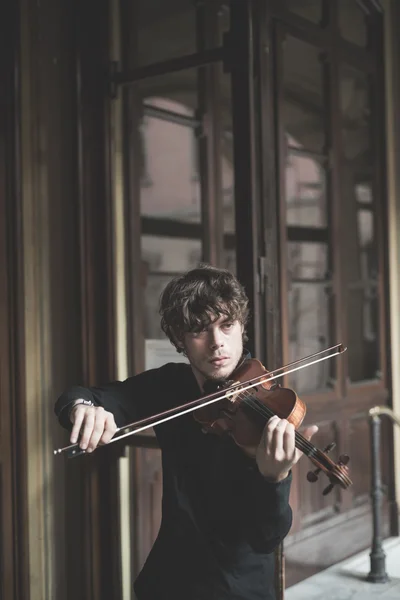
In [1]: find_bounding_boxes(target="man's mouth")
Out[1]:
[209,356,229,365]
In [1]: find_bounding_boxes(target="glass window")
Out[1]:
[220,68,235,271]
[217,1,230,41]
[287,242,333,393]
[338,0,368,47]
[138,69,198,116]
[282,36,327,154]
[135,0,197,66]
[340,65,380,382]
[140,103,201,224]
[141,236,202,341]
[135,68,203,349]
[286,138,327,228]
[340,66,371,163]
[279,0,323,24]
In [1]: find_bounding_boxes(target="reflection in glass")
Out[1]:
[340,65,379,382]
[282,36,326,154]
[286,139,327,228]
[140,100,201,223]
[220,67,236,270]
[340,66,371,162]
[338,0,368,47]
[142,237,202,340]
[217,1,230,41]
[347,201,379,382]
[136,0,196,66]
[279,0,322,24]
[287,243,332,393]
[138,86,203,343]
[138,69,198,116]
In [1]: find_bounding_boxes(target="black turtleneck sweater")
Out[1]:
[55,362,292,600]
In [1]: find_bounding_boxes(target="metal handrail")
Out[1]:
[366,405,400,583]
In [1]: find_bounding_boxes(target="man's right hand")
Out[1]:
[70,401,118,452]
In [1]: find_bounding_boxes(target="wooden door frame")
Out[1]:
[0,0,29,597]
[267,0,396,585]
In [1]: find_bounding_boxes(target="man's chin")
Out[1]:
[206,364,233,381]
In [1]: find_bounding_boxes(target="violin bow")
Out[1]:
[54,343,347,457]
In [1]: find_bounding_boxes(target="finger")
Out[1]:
[86,408,107,452]
[272,419,292,456]
[79,407,96,449]
[99,414,118,445]
[282,422,296,460]
[303,425,318,441]
[70,406,86,444]
[295,425,319,462]
[262,416,281,450]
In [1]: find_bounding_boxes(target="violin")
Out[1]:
[194,357,351,496]
[54,344,352,495]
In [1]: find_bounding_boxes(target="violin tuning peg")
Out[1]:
[322,483,334,496]
[338,454,350,466]
[323,442,336,454]
[307,467,321,483]
[307,471,319,483]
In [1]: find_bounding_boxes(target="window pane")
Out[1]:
[340,65,380,382]
[338,0,368,47]
[221,67,236,270]
[347,287,379,382]
[347,203,380,381]
[137,70,200,223]
[217,1,230,40]
[282,37,327,154]
[138,69,198,116]
[140,107,201,223]
[141,236,202,340]
[137,68,203,348]
[279,0,323,24]
[340,66,371,163]
[286,142,327,228]
[135,0,196,67]
[287,243,333,393]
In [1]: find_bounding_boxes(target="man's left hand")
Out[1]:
[256,415,318,482]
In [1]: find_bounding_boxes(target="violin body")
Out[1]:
[194,358,352,494]
[194,358,306,454]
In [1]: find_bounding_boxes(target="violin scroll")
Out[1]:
[306,442,351,495]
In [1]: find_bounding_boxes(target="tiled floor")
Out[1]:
[285,537,400,599]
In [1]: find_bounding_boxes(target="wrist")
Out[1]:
[259,469,290,483]
[68,399,94,423]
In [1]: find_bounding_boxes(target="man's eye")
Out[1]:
[192,329,206,336]
[223,323,233,329]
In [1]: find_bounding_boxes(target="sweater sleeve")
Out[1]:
[211,443,293,553]
[242,470,293,552]
[54,366,170,430]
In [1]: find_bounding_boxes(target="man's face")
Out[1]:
[178,314,244,389]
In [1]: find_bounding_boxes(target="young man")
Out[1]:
[55,265,317,600]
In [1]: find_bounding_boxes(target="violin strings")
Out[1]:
[236,389,322,458]
[234,386,350,485]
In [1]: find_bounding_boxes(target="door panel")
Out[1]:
[271,2,391,586]
[0,3,27,595]
[110,0,392,595]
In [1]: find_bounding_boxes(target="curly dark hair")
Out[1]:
[159,264,249,353]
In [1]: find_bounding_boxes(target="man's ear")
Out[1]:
[174,335,185,350]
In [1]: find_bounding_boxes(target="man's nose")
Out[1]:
[210,330,224,349]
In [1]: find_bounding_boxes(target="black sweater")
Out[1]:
[55,362,292,600]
